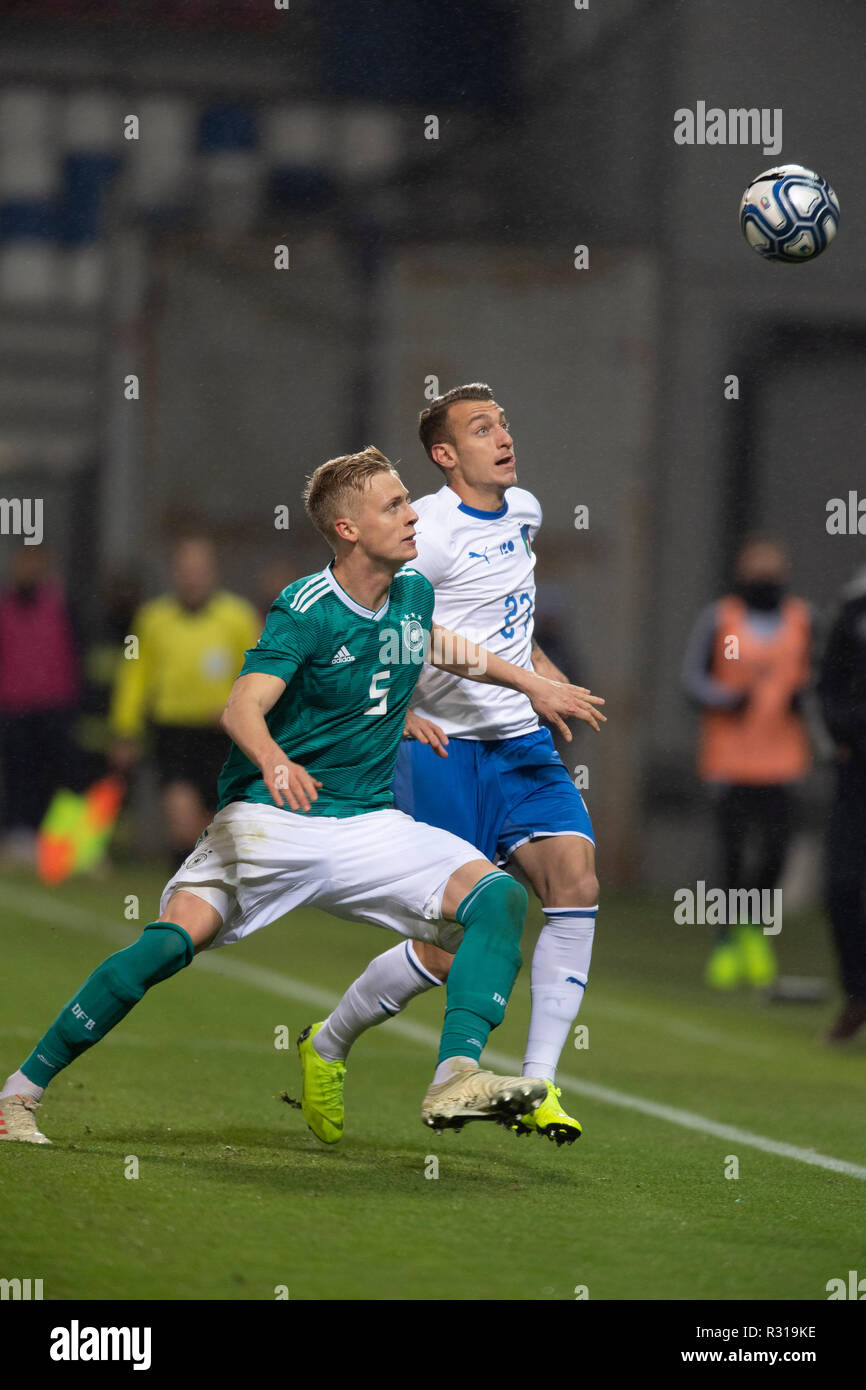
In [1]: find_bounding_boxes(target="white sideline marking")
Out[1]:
[5,881,866,1182]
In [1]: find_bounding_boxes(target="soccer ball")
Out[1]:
[739,164,839,263]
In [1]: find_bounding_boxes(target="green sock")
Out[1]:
[438,872,528,1065]
[20,922,194,1090]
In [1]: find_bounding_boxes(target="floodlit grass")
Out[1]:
[1,866,863,1300]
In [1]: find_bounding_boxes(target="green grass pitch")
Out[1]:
[1,864,864,1301]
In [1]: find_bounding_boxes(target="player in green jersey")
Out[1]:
[1,448,603,1144]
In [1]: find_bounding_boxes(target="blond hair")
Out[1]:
[303,446,397,546]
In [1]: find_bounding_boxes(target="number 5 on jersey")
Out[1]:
[364,669,391,716]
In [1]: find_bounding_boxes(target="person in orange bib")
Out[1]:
[682,537,813,988]
[818,566,866,1043]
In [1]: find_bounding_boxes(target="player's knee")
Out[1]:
[458,871,528,955]
[108,924,194,997]
[142,923,195,979]
[576,871,599,907]
[482,871,529,932]
[161,890,222,948]
[549,867,598,908]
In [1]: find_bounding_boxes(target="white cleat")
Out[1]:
[421,1066,547,1132]
[0,1093,51,1144]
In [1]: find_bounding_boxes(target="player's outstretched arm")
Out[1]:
[428,623,606,741]
[530,637,570,686]
[220,672,323,811]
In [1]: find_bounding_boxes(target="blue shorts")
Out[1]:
[392,727,594,866]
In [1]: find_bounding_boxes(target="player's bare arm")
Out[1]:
[401,633,574,757]
[530,636,570,686]
[220,671,323,812]
[428,622,607,740]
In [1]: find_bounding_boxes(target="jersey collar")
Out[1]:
[457,499,509,519]
[322,561,390,621]
[446,485,509,520]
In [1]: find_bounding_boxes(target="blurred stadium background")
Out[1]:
[1,0,864,887]
[2,0,866,1308]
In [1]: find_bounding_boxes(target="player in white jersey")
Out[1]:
[405,482,544,739]
[294,385,606,1146]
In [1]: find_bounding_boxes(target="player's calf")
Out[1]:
[421,871,540,1132]
[436,869,527,1065]
[312,940,444,1066]
[1,922,195,1132]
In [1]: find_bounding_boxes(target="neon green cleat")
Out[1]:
[510,1081,581,1146]
[289,1022,346,1144]
[736,923,778,988]
[705,937,743,989]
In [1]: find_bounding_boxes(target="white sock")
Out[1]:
[1,1069,43,1101]
[432,1055,477,1085]
[522,907,597,1082]
[314,941,442,1061]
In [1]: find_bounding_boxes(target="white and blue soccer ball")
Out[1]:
[739,164,839,263]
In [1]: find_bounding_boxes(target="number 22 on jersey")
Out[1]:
[502,592,532,638]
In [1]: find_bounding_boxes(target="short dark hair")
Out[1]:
[418,383,495,464]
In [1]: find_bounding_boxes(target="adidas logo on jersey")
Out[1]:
[331,645,355,665]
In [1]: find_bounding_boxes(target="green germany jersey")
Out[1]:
[216,562,435,818]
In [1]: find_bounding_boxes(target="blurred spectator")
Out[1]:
[682,537,813,989]
[254,555,296,622]
[108,536,260,866]
[817,565,866,1043]
[73,572,143,786]
[0,546,81,861]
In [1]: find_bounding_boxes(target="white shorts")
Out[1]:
[158,800,487,952]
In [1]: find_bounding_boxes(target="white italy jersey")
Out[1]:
[409,484,541,739]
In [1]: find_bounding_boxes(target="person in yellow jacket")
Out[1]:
[110,536,261,866]
[682,536,813,988]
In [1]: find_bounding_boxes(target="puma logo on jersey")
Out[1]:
[468,548,490,565]
[330,646,355,665]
